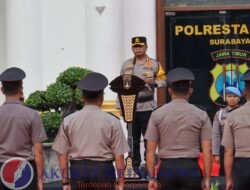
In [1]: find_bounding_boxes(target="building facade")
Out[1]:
[0,0,249,112]
[0,0,157,104]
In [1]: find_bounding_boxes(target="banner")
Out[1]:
[166,10,250,116]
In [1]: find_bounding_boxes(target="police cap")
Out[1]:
[77,72,108,91]
[131,36,147,47]
[167,68,195,85]
[0,67,26,82]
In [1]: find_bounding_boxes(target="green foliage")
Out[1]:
[75,88,83,105]
[41,112,63,142]
[26,66,91,141]
[25,91,47,111]
[45,82,73,110]
[56,67,92,89]
[210,182,220,190]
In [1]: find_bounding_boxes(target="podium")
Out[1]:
[110,74,146,181]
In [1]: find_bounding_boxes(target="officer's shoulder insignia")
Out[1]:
[193,104,207,111]
[228,106,240,113]
[145,61,153,67]
[108,112,120,120]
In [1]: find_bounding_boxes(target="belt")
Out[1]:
[235,158,250,161]
[137,95,154,103]
[161,158,198,161]
[70,159,113,165]
[0,160,35,165]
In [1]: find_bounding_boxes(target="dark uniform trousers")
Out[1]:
[233,158,250,190]
[0,161,37,190]
[70,160,115,190]
[132,111,152,167]
[219,145,225,176]
[157,158,203,190]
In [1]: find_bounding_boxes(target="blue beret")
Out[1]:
[226,86,241,97]
[0,67,26,81]
[77,72,108,91]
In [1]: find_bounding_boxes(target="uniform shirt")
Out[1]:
[212,108,230,155]
[145,99,212,158]
[0,100,47,163]
[221,101,250,158]
[52,105,130,161]
[116,57,166,112]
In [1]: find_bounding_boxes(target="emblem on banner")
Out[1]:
[209,49,250,106]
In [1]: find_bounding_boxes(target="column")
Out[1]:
[0,0,6,103]
[41,0,87,89]
[5,0,43,96]
[85,0,124,100]
[122,0,157,59]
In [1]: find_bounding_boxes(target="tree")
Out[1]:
[25,67,92,142]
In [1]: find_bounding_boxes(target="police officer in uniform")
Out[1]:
[0,67,48,190]
[53,72,130,190]
[145,68,212,190]
[212,86,241,176]
[222,71,250,190]
[117,36,167,170]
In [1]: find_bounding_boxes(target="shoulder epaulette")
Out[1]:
[193,104,207,111]
[108,112,120,120]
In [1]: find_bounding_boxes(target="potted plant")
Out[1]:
[25,67,92,183]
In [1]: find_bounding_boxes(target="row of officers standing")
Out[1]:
[0,36,250,190]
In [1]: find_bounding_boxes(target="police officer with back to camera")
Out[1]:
[117,36,167,171]
[212,86,241,176]
[53,72,130,190]
[145,68,212,190]
[222,71,250,190]
[0,67,48,190]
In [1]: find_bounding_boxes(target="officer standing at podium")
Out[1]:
[117,36,167,171]
[222,71,250,190]
[53,72,129,190]
[0,67,47,190]
[146,68,212,190]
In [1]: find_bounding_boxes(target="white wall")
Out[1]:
[85,0,124,100]
[41,0,87,89]
[122,0,156,60]
[5,0,43,96]
[0,0,157,101]
[0,0,6,104]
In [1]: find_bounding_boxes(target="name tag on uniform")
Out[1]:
[143,67,153,71]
